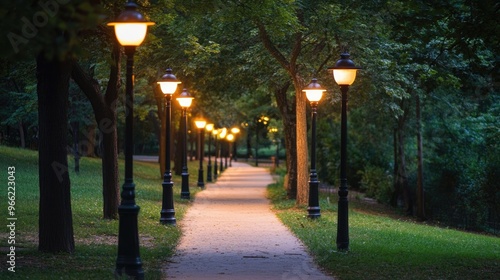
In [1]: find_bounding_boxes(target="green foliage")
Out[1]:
[358,166,393,204]
[0,0,105,60]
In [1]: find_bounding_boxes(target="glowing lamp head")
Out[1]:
[226,134,234,142]
[206,123,214,132]
[194,119,207,129]
[231,127,240,134]
[303,78,326,103]
[177,88,194,108]
[107,1,155,47]
[219,128,227,139]
[157,68,181,95]
[328,52,361,86]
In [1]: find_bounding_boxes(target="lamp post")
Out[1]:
[219,128,227,174]
[157,68,181,225]
[303,78,326,219]
[107,1,154,278]
[206,123,214,182]
[230,127,240,161]
[213,129,219,180]
[194,117,207,188]
[226,134,234,167]
[177,89,194,199]
[328,52,361,251]
[269,127,279,167]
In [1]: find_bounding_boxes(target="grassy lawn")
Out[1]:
[268,175,500,280]
[0,145,204,279]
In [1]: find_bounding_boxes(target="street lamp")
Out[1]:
[157,68,181,225]
[205,123,214,182]
[230,127,240,162]
[226,133,234,167]
[177,88,194,199]
[269,127,279,167]
[107,1,154,278]
[303,78,326,219]
[212,128,219,180]
[219,128,227,173]
[194,117,207,188]
[328,52,361,251]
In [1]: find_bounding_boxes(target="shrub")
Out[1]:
[359,165,393,204]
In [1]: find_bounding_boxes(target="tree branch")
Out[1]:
[71,61,105,120]
[255,20,291,71]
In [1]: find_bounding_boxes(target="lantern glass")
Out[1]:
[333,69,357,86]
[305,90,324,102]
[195,120,207,129]
[111,23,149,46]
[158,81,180,95]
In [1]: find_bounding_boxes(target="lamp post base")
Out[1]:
[115,201,143,279]
[160,178,176,225]
[160,210,176,225]
[197,169,205,188]
[207,164,212,182]
[307,179,321,219]
[307,206,321,219]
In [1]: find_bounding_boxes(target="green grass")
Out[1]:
[0,145,205,279]
[268,178,500,280]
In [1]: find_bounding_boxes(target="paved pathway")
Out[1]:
[162,162,333,279]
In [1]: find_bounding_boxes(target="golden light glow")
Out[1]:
[219,128,227,139]
[206,123,214,132]
[177,96,193,108]
[226,134,234,141]
[304,89,324,102]
[231,127,240,134]
[108,22,153,46]
[195,120,207,129]
[333,69,358,86]
[158,81,181,95]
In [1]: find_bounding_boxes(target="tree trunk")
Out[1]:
[100,110,119,219]
[391,128,399,207]
[37,53,75,253]
[393,112,413,215]
[18,121,25,148]
[292,78,309,205]
[256,21,307,203]
[82,124,97,157]
[273,82,299,199]
[416,94,425,220]
[70,40,121,219]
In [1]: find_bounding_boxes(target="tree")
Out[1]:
[1,0,104,253]
[37,53,75,253]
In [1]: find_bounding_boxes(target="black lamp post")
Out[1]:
[219,128,227,174]
[206,124,214,182]
[226,133,234,167]
[157,69,181,225]
[213,129,219,180]
[194,117,207,188]
[177,89,194,199]
[107,1,154,278]
[230,127,240,162]
[303,78,326,219]
[328,52,361,251]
